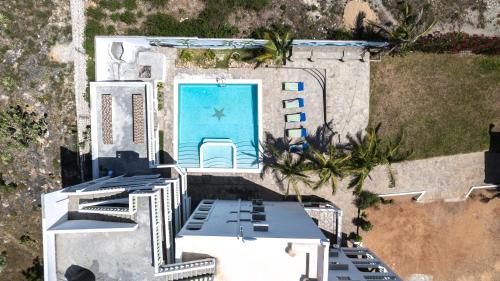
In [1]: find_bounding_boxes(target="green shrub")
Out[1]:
[0,174,17,193]
[99,0,121,11]
[2,76,18,92]
[84,19,104,56]
[351,233,363,242]
[143,12,238,38]
[123,0,137,10]
[20,233,35,245]
[119,11,136,24]
[327,28,354,40]
[354,191,381,210]
[179,49,193,62]
[86,7,106,21]
[0,13,10,24]
[235,0,269,11]
[204,49,216,60]
[110,13,120,22]
[0,105,48,150]
[147,0,169,6]
[0,251,6,273]
[106,25,116,34]
[22,257,43,281]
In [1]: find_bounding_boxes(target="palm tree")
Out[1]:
[261,145,312,202]
[346,124,411,194]
[306,144,351,194]
[369,3,436,53]
[255,30,293,65]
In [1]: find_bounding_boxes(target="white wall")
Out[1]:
[175,236,327,281]
[42,190,70,281]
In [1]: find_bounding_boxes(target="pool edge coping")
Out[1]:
[173,78,263,174]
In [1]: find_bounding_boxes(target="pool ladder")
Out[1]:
[216,77,226,87]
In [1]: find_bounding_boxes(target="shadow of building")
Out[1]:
[485,124,500,184]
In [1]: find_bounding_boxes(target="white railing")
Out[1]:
[155,164,190,224]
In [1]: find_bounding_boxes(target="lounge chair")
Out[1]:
[283,98,304,109]
[287,128,308,138]
[286,112,306,123]
[290,143,309,153]
[282,82,304,91]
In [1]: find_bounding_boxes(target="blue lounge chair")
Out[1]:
[283,98,304,109]
[290,143,309,153]
[286,112,306,123]
[287,127,308,138]
[283,82,304,91]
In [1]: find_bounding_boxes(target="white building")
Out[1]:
[41,173,203,281]
[176,199,401,281]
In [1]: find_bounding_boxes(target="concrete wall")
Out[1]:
[175,236,328,281]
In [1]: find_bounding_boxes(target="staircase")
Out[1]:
[177,140,258,169]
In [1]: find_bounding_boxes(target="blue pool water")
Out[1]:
[177,83,259,169]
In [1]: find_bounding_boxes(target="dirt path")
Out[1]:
[363,192,500,280]
[70,0,90,178]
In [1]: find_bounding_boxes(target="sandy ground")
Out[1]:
[363,191,500,281]
[343,0,378,28]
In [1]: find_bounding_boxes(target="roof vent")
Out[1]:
[253,223,268,232]
[193,212,208,220]
[252,199,263,206]
[252,205,265,212]
[186,223,203,231]
[252,213,266,221]
[202,200,215,204]
[199,204,212,212]
[329,263,349,271]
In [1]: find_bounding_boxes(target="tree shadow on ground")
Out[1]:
[22,256,43,281]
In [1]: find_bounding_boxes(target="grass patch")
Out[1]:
[370,53,500,159]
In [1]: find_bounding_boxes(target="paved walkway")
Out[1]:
[70,0,90,178]
[187,151,491,234]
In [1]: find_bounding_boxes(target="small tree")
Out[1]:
[256,30,294,66]
[307,144,351,194]
[347,124,411,194]
[261,149,312,202]
[369,3,436,54]
[354,190,381,210]
[353,191,381,235]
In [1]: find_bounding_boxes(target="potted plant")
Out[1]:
[352,234,363,247]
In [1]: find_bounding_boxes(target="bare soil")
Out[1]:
[363,191,500,281]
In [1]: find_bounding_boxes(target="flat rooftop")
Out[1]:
[178,200,328,240]
[90,82,152,177]
[54,197,164,280]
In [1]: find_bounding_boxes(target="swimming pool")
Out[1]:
[174,79,262,173]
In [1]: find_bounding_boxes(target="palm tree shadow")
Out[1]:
[304,120,337,152]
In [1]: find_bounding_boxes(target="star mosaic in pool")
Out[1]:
[212,108,225,120]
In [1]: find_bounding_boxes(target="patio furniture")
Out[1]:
[282,82,304,91]
[283,98,304,109]
[286,112,306,123]
[290,143,309,153]
[287,128,308,138]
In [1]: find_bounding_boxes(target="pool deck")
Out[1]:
[162,46,370,162]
